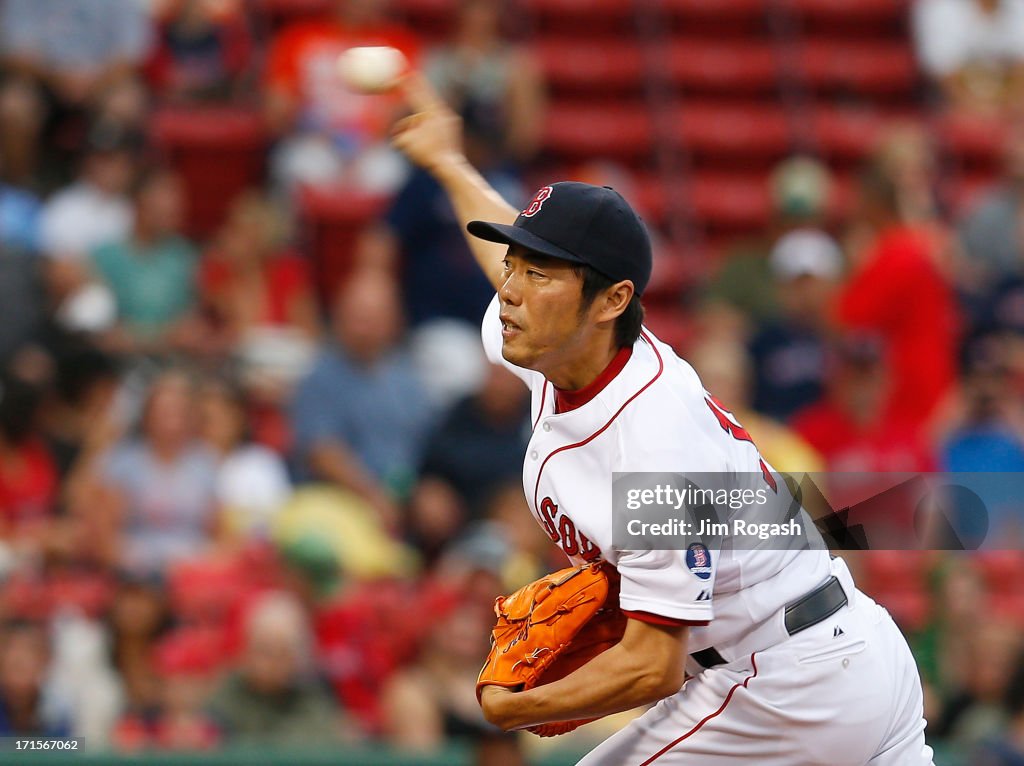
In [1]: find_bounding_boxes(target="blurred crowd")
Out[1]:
[0,0,1022,763]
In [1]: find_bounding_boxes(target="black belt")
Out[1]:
[690,576,848,669]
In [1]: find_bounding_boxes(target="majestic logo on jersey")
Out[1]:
[539,496,601,561]
[686,543,713,581]
[522,186,553,217]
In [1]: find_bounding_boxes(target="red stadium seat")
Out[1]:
[393,0,457,42]
[857,550,932,595]
[150,106,268,238]
[662,0,768,28]
[396,0,455,11]
[673,103,791,161]
[938,112,1009,170]
[871,587,930,631]
[975,551,1024,596]
[687,172,773,231]
[543,102,656,160]
[642,303,696,355]
[297,186,390,308]
[532,166,668,223]
[533,37,646,95]
[785,0,910,34]
[645,246,699,304]
[798,41,918,97]
[255,0,331,30]
[667,39,779,94]
[521,0,635,33]
[631,173,670,225]
[810,108,914,161]
[393,0,456,19]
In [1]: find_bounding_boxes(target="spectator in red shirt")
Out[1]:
[0,369,57,538]
[200,191,319,406]
[380,543,522,762]
[837,166,959,433]
[791,336,938,549]
[793,336,937,474]
[113,628,222,752]
[200,191,319,340]
[264,0,419,194]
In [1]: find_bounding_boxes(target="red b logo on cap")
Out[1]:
[522,186,553,217]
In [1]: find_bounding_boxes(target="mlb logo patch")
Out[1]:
[686,543,713,581]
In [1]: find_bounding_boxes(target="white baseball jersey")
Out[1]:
[482,295,830,653]
[481,295,934,765]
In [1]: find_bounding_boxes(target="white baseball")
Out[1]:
[336,46,408,94]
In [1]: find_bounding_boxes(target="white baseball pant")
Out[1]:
[576,589,934,765]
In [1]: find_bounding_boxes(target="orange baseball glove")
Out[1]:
[476,562,627,737]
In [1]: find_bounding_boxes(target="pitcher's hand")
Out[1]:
[391,72,466,174]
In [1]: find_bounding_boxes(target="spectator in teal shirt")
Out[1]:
[91,168,202,353]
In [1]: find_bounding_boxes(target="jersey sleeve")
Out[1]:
[615,546,716,623]
[609,370,729,623]
[481,294,543,388]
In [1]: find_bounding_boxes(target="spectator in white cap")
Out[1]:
[706,156,834,333]
[748,229,844,421]
[769,229,844,282]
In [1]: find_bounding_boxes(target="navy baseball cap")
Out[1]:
[467,181,653,296]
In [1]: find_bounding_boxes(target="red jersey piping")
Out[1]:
[531,331,664,513]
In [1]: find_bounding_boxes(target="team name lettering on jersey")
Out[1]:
[540,496,602,562]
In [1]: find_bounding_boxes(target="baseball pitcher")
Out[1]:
[391,73,935,766]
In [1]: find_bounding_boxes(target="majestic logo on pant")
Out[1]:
[539,496,601,561]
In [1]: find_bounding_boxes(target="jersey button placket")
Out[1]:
[542,422,551,432]
[530,450,539,460]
